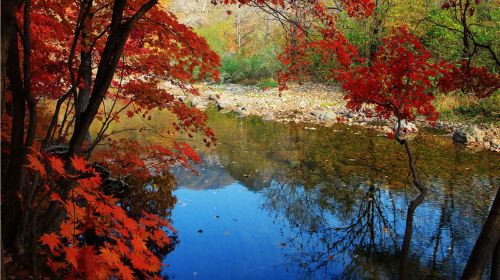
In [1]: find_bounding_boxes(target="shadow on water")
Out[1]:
[110,107,499,279]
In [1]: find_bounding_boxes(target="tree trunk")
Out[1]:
[492,240,500,280]
[1,0,20,111]
[399,191,427,279]
[461,186,500,280]
[2,26,26,250]
[398,139,428,280]
[68,0,157,157]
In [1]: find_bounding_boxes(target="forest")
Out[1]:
[1,0,499,279]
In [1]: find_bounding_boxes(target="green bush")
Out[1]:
[220,50,281,84]
[256,78,279,90]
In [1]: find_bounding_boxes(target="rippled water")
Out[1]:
[121,107,498,279]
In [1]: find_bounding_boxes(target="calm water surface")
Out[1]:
[151,108,499,280]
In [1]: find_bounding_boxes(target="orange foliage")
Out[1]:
[31,154,173,279]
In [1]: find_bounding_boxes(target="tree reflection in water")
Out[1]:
[261,177,401,279]
[256,171,497,279]
[122,173,179,257]
[124,173,178,219]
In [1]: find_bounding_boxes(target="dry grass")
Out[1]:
[434,92,500,124]
[435,93,477,112]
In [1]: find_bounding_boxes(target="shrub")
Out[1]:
[220,51,281,84]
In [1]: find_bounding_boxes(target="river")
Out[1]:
[96,106,499,279]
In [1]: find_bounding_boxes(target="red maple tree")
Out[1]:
[2,0,220,277]
[340,27,444,125]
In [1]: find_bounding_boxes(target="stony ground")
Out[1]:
[169,83,499,152]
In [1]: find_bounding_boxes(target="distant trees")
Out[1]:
[432,0,500,96]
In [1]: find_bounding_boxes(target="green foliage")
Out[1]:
[195,20,233,54]
[220,51,281,84]
[421,5,499,71]
[193,12,283,85]
[256,78,279,90]
[336,12,372,59]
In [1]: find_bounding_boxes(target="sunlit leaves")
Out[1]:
[37,156,173,279]
[340,0,375,18]
[65,247,79,269]
[340,27,444,124]
[47,156,65,176]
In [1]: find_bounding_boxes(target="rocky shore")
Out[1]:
[175,83,499,152]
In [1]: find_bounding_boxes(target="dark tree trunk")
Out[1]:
[14,0,38,259]
[68,0,157,157]
[399,191,427,279]
[398,139,427,280]
[2,25,26,250]
[368,25,379,63]
[1,0,20,111]
[461,186,500,280]
[492,240,500,280]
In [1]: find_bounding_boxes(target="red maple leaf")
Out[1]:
[77,247,108,278]
[26,152,47,178]
[71,156,87,172]
[40,232,62,254]
[117,262,135,280]
[100,247,121,266]
[65,246,80,269]
[59,220,76,239]
[47,156,65,176]
[131,236,147,253]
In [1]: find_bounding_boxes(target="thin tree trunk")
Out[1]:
[462,186,500,280]
[399,191,426,279]
[398,139,427,280]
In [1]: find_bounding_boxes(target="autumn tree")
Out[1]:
[5,0,496,278]
[338,26,448,279]
[1,0,221,277]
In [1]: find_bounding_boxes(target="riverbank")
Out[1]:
[172,83,499,152]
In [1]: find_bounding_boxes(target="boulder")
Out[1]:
[453,126,485,144]
[190,96,201,105]
[311,111,336,121]
[235,107,249,116]
[262,112,274,121]
[190,96,208,109]
[216,98,233,109]
[490,138,500,152]
[393,120,418,140]
[208,92,219,101]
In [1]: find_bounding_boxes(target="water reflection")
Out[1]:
[112,107,498,279]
